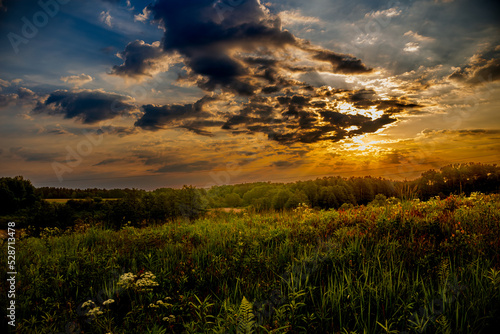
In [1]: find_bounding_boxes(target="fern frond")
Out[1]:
[237,296,255,334]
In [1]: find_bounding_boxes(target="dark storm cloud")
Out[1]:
[218,90,408,144]
[135,95,217,131]
[110,40,174,79]
[449,45,500,85]
[352,114,396,134]
[33,90,136,124]
[312,49,372,74]
[118,0,423,145]
[117,0,295,94]
[340,89,421,114]
[112,0,374,95]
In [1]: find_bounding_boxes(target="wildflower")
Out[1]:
[117,271,159,292]
[81,300,104,318]
[102,299,115,306]
[135,271,159,292]
[86,307,103,316]
[163,315,175,322]
[82,300,95,308]
[117,272,136,289]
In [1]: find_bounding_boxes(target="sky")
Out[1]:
[0,0,499,190]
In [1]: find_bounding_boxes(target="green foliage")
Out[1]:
[237,297,255,334]
[2,193,500,333]
[225,193,243,207]
[4,163,499,230]
[0,175,40,215]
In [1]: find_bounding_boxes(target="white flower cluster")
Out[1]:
[102,299,115,306]
[117,271,159,292]
[81,300,103,318]
[81,300,95,308]
[135,271,159,292]
[148,298,173,309]
[163,315,176,322]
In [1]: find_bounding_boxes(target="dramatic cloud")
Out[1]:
[0,87,38,108]
[136,87,420,145]
[113,0,372,95]
[312,49,372,74]
[449,45,500,85]
[33,89,137,124]
[113,0,388,145]
[110,40,180,79]
[135,95,218,133]
[134,6,151,22]
[60,73,94,87]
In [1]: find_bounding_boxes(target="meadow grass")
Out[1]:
[1,193,500,333]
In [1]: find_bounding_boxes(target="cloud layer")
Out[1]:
[113,0,371,94]
[113,0,423,145]
[33,90,136,124]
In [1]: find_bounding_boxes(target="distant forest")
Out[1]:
[1,162,499,231]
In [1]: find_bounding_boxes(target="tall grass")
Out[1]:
[1,193,499,333]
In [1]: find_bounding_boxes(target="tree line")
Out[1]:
[1,163,499,230]
[35,187,134,199]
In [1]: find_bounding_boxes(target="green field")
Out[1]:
[2,193,500,333]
